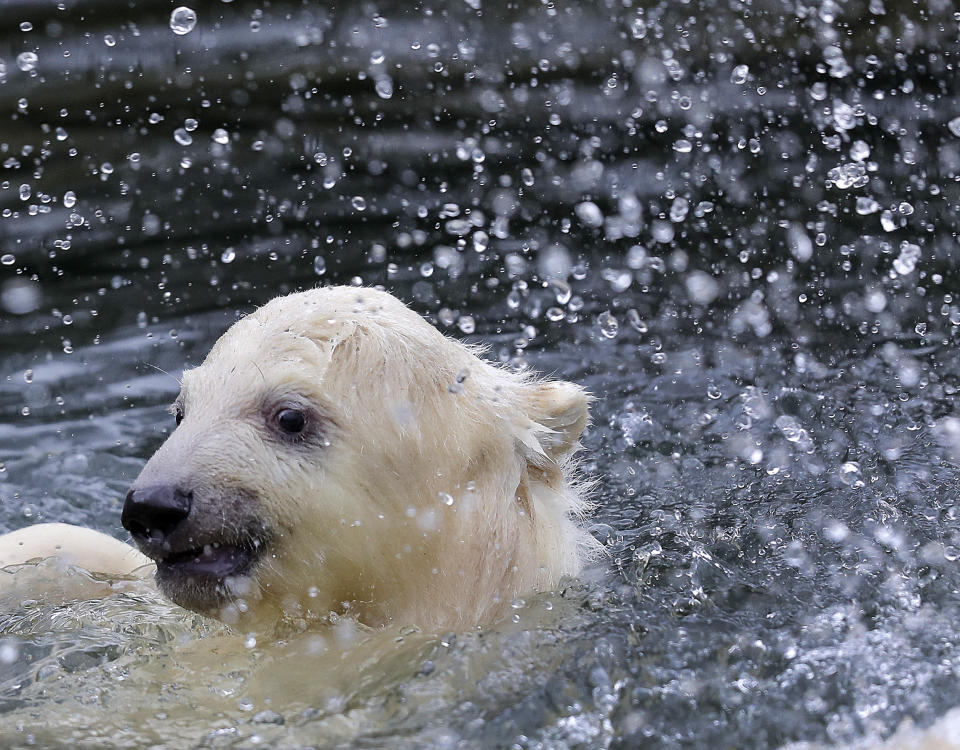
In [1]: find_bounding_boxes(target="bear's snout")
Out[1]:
[121,484,193,548]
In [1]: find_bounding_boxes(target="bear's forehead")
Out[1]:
[183,326,327,392]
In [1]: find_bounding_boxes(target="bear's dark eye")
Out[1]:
[174,406,184,426]
[276,408,306,434]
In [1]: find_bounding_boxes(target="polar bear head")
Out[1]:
[121,286,594,631]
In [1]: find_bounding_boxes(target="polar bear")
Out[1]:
[0,286,596,632]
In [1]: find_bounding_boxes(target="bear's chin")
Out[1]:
[154,543,262,614]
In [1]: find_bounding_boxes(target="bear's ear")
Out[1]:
[525,380,591,461]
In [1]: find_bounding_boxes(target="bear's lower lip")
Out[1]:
[157,543,255,579]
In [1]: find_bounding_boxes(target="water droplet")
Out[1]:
[669,196,689,222]
[685,271,719,305]
[629,17,647,38]
[787,224,813,262]
[0,254,15,266]
[170,6,197,35]
[892,241,921,276]
[849,140,870,161]
[597,311,619,339]
[574,201,603,228]
[880,210,897,232]
[457,315,475,334]
[19,22,33,32]
[374,75,393,99]
[16,52,37,72]
[0,642,17,665]
[838,462,864,488]
[472,231,489,253]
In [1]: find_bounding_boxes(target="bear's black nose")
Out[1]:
[122,485,192,544]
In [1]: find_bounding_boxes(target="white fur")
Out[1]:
[0,286,597,632]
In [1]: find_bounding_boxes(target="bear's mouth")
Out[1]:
[156,541,262,580]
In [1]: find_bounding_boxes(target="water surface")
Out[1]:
[1,0,960,747]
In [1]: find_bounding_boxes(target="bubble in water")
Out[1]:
[16,51,37,72]
[170,7,197,35]
[0,254,15,266]
[855,197,879,215]
[23,370,33,384]
[949,117,960,138]
[104,34,116,47]
[351,196,367,211]
[63,190,76,208]
[173,128,192,146]
[313,256,326,275]
[673,139,693,153]
[730,64,749,84]
[520,168,534,186]
[212,128,229,144]
[220,248,236,263]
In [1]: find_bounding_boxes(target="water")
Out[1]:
[1,0,960,747]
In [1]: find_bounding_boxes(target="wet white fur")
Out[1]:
[0,286,597,631]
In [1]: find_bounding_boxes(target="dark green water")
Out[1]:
[2,0,960,747]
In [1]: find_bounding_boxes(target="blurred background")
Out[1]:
[2,0,960,747]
